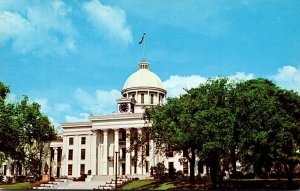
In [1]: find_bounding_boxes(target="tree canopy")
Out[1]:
[0,82,56,178]
[144,78,300,188]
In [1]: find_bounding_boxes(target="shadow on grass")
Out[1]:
[121,178,300,190]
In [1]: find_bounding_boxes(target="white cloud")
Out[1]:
[0,0,76,55]
[65,113,90,122]
[163,72,255,97]
[229,72,254,81]
[273,65,300,93]
[48,117,63,134]
[163,75,207,97]
[74,88,120,115]
[83,0,132,45]
[34,97,71,118]
[5,93,18,104]
[34,98,49,113]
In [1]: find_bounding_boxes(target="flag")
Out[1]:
[139,32,146,44]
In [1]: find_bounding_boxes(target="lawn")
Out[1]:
[0,182,40,190]
[0,182,32,189]
[120,179,177,190]
[154,182,176,190]
[121,179,156,189]
[120,178,300,190]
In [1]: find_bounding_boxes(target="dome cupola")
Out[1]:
[120,60,167,113]
[123,61,165,91]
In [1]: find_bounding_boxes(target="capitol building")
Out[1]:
[49,60,204,179]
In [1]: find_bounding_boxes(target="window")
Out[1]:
[81,137,86,145]
[134,162,137,174]
[81,149,85,160]
[121,131,126,141]
[168,162,174,175]
[68,149,73,160]
[141,93,144,104]
[198,161,203,174]
[69,137,74,145]
[166,146,173,157]
[4,165,7,175]
[146,144,150,156]
[145,161,149,173]
[150,94,154,104]
[183,162,188,174]
[68,164,72,175]
[121,148,126,159]
[80,164,85,175]
[159,94,161,104]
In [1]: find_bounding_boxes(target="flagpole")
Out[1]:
[143,32,146,60]
[139,32,146,61]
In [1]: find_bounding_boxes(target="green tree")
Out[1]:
[272,89,300,186]
[234,79,300,186]
[188,78,235,188]
[144,95,199,183]
[144,78,236,187]
[0,82,56,178]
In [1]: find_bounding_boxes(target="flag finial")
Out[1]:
[139,32,146,60]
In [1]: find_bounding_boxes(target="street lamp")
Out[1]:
[115,151,119,189]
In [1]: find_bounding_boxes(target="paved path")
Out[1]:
[57,180,108,190]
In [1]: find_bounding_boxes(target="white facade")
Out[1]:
[48,61,203,178]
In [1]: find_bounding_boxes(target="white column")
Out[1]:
[150,140,155,168]
[97,136,101,175]
[125,128,131,175]
[61,136,67,176]
[103,130,108,175]
[114,129,119,175]
[53,147,58,177]
[137,129,143,174]
[91,130,97,175]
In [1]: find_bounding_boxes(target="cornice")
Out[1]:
[89,112,143,122]
[61,121,92,128]
[121,86,167,94]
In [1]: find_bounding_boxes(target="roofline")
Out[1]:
[89,113,143,122]
[121,86,167,94]
[61,121,92,128]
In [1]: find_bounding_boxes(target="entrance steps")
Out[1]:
[91,174,149,181]
[91,175,115,181]
[33,178,72,189]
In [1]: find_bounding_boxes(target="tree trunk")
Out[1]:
[230,146,237,178]
[209,156,219,189]
[39,146,43,178]
[284,162,295,189]
[189,148,196,184]
[210,164,217,189]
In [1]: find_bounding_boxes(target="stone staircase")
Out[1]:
[98,176,133,190]
[33,178,72,189]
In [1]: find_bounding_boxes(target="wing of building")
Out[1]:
[39,61,205,179]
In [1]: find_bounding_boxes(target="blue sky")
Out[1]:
[1,0,300,132]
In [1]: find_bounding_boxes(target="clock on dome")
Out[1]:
[119,103,129,113]
[116,97,136,114]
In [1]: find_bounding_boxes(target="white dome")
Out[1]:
[123,61,164,90]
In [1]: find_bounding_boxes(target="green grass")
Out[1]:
[0,182,33,189]
[121,179,176,190]
[154,182,176,190]
[121,179,155,189]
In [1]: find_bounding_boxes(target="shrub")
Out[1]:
[16,175,26,183]
[7,177,13,184]
[152,162,166,181]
